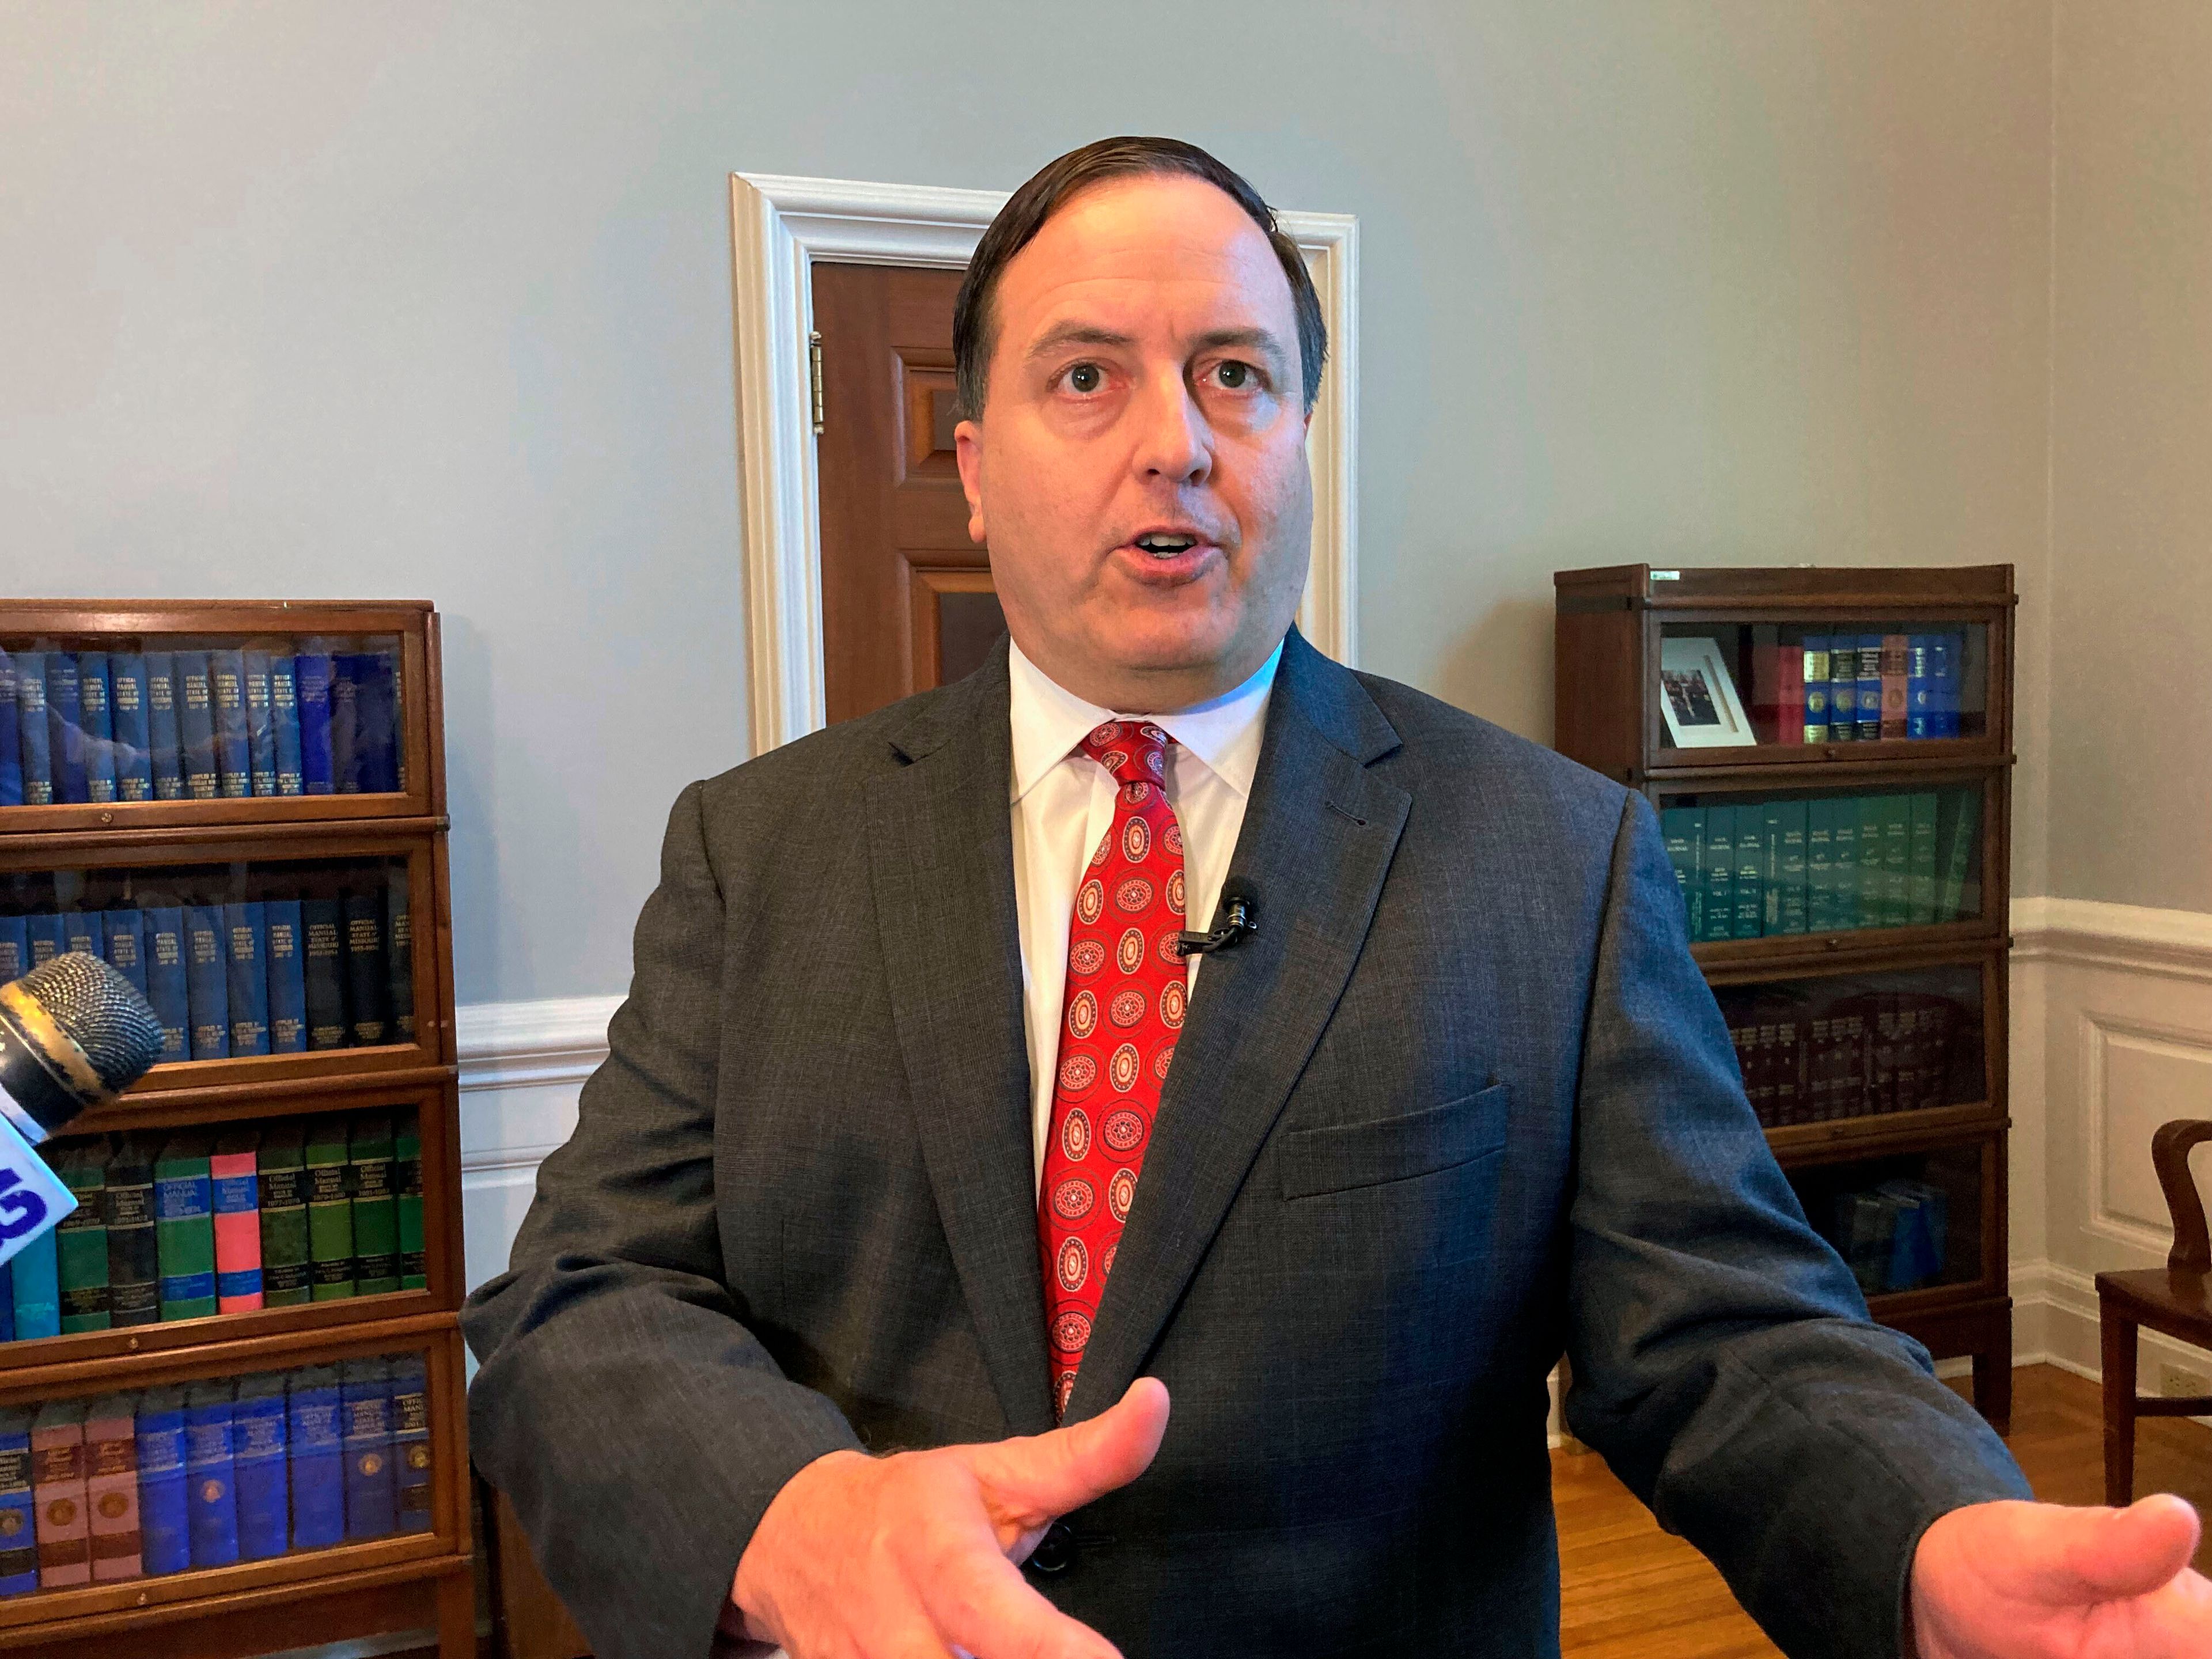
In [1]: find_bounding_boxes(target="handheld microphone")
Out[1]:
[0,952,165,1268]
[1177,884,1257,957]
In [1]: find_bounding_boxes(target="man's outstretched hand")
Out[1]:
[725,1377,1171,1659]
[1911,1493,2212,1657]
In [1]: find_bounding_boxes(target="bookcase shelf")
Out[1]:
[1554,563,2017,1432]
[0,602,470,1657]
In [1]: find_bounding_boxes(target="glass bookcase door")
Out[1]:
[0,851,430,1078]
[1783,1137,1994,1303]
[1654,621,1991,753]
[1657,779,1991,944]
[1711,961,1989,1132]
[0,635,406,812]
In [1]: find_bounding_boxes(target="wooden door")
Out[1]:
[812,262,1007,724]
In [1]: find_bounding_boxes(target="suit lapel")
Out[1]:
[1065,631,1410,1422]
[866,646,1056,1437]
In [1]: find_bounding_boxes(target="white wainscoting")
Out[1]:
[452,899,2212,1397]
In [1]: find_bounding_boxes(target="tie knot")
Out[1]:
[1080,720,1171,787]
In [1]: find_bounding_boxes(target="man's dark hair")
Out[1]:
[952,136,1327,422]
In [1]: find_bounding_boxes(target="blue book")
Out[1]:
[1702,805,1735,942]
[134,1386,190,1577]
[45,653,86,804]
[109,653,155,801]
[271,656,304,796]
[286,1365,345,1548]
[13,653,51,804]
[1931,632,1961,737]
[224,900,271,1056]
[210,649,251,798]
[0,1408,36,1596]
[1855,634,1884,741]
[296,653,335,794]
[25,912,65,972]
[340,1357,395,1539]
[1825,638,1857,744]
[265,899,308,1054]
[233,1374,289,1559]
[390,1354,431,1533]
[243,652,278,797]
[174,652,218,800]
[60,909,101,960]
[9,1228,58,1340]
[184,1380,239,1567]
[329,655,362,795]
[144,652,185,801]
[0,653,19,807]
[185,904,231,1060]
[0,916,26,985]
[1906,635,1935,740]
[102,908,147,995]
[142,904,190,1064]
[352,652,400,793]
[78,651,118,804]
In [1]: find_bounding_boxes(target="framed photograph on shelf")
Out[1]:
[1658,635,1753,747]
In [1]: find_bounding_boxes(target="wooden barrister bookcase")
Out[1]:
[1553,565,2017,1431]
[0,601,471,1655]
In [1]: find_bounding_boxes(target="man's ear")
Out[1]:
[953,418,987,545]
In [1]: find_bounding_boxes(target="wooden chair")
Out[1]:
[2096,1119,2212,1505]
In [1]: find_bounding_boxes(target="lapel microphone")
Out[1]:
[0,952,165,1267]
[1177,884,1257,956]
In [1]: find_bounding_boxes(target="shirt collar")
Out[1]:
[1007,636,1283,805]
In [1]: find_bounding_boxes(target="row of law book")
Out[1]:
[0,645,402,808]
[0,1354,431,1596]
[0,1114,426,1343]
[1748,631,1970,745]
[0,874,412,1062]
[1661,791,1982,943]
[1817,1180,1952,1297]
[1722,991,1976,1128]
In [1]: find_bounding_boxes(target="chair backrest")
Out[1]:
[2152,1119,2212,1271]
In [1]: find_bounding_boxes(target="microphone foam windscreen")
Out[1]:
[14,951,165,1093]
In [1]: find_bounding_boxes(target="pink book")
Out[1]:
[83,1396,141,1581]
[211,1132,266,1313]
[30,1401,89,1589]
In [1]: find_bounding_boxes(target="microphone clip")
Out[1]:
[1176,889,1257,957]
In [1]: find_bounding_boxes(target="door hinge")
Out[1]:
[808,331,825,434]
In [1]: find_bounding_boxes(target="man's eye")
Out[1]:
[1067,363,1103,393]
[1217,361,1252,389]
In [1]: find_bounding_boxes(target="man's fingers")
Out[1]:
[969,1377,1172,1528]
[2058,1495,2203,1603]
[924,1542,1122,1659]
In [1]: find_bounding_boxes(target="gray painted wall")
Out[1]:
[1,2,2058,1005]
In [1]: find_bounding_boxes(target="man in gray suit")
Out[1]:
[464,138,2212,1659]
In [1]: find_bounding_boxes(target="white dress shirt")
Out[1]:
[1007,637,1282,1192]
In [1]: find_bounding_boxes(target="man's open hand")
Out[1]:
[1911,1493,2212,1657]
[725,1377,1171,1659]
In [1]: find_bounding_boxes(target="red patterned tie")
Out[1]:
[1039,721,1189,1419]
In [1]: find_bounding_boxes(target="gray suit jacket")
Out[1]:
[462,630,2028,1659]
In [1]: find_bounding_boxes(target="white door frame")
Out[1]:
[729,170,1359,756]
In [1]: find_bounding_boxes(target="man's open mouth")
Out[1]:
[1133,533,1201,558]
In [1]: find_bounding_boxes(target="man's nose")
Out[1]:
[1129,372,1212,485]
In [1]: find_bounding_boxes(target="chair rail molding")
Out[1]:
[729,169,1360,756]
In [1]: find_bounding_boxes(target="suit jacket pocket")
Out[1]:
[1278,1082,1511,1200]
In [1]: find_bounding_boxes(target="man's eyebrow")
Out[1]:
[1024,323,1138,362]
[1191,326,1290,366]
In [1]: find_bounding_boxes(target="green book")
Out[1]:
[153,1132,218,1320]
[1877,795,1912,927]
[1732,808,1764,940]
[1854,796,1886,929]
[305,1116,355,1301]
[1660,807,1704,939]
[395,1112,426,1291]
[1806,800,1836,934]
[1937,789,1983,922]
[1828,798,1858,930]
[349,1115,399,1297]
[257,1123,312,1307]
[1772,800,1809,935]
[103,1135,160,1327]
[1702,806,1734,942]
[55,1142,112,1333]
[1906,792,1940,925]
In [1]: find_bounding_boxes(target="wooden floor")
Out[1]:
[1555,1362,2212,1658]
